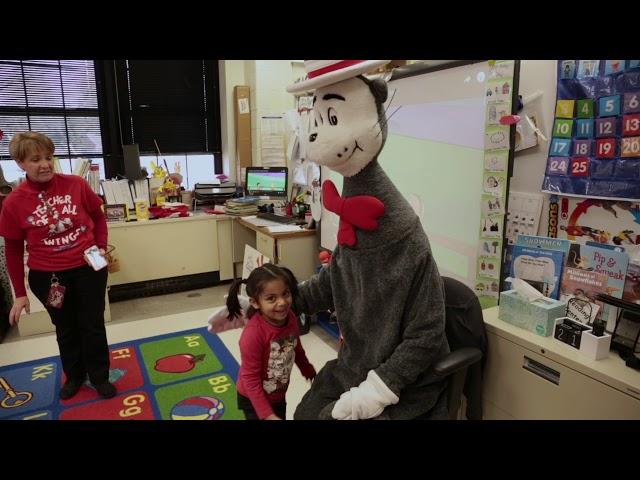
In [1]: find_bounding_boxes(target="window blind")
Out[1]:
[115,60,221,155]
[0,60,103,159]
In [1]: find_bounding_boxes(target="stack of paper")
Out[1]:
[101,179,134,209]
[224,197,259,216]
[131,178,150,203]
[265,225,304,233]
[241,215,282,227]
[87,164,101,194]
[72,158,91,178]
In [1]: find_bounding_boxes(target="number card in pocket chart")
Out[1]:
[542,60,640,201]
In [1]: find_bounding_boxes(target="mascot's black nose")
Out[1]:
[309,133,317,142]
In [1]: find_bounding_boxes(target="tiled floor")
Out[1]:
[0,285,339,420]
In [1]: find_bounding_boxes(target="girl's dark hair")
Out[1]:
[226,263,299,320]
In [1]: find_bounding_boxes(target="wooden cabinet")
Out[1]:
[237,219,319,282]
[256,231,276,259]
[483,307,640,419]
[107,214,234,286]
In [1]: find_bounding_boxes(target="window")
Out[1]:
[139,153,218,190]
[114,60,222,174]
[0,60,104,182]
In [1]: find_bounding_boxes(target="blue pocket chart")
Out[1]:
[542,60,640,200]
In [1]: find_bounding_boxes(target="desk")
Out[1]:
[107,213,234,286]
[235,218,319,281]
[482,306,640,419]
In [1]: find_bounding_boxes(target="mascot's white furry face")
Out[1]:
[306,76,387,178]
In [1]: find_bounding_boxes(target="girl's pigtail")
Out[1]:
[278,266,300,315]
[226,278,247,320]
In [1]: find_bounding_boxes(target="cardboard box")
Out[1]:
[234,86,252,169]
[499,289,567,337]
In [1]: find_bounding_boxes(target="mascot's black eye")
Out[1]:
[328,107,338,126]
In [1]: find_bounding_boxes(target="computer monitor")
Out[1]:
[245,167,288,198]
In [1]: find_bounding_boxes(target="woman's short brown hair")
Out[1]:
[8,132,55,162]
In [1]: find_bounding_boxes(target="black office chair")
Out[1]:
[432,277,487,420]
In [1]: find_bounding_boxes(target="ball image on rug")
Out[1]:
[170,396,225,420]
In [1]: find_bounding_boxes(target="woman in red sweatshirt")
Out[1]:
[0,132,116,400]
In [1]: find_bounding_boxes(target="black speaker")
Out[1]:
[122,144,145,180]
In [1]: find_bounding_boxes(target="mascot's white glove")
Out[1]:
[207,294,250,333]
[331,370,399,420]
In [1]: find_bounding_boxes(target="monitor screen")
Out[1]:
[245,167,288,197]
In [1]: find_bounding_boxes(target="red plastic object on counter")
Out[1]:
[149,205,190,218]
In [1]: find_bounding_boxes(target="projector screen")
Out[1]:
[321,61,509,296]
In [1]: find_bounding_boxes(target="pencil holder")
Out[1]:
[579,330,612,360]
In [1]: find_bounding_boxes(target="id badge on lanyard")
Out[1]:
[46,273,66,309]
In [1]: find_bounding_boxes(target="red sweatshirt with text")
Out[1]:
[236,310,316,419]
[0,174,107,297]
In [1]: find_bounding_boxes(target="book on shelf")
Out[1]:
[511,245,565,299]
[516,234,571,254]
[563,242,629,331]
[101,179,134,209]
[559,267,607,324]
[130,178,150,204]
[623,250,640,305]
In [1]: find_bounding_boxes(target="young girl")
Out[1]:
[226,264,316,420]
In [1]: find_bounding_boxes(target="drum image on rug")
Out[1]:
[0,327,244,420]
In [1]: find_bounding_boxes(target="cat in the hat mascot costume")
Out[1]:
[208,60,450,420]
[287,61,449,420]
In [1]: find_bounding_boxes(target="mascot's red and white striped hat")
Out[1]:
[286,60,390,93]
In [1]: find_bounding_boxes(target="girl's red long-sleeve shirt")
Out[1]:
[0,174,107,297]
[236,310,316,419]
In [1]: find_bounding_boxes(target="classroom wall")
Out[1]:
[219,60,247,183]
[219,60,299,182]
[221,60,561,209]
[510,60,558,235]
[252,61,298,166]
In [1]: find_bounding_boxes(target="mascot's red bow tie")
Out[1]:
[322,180,385,247]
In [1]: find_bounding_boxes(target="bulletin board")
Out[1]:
[542,60,640,201]
[321,61,520,307]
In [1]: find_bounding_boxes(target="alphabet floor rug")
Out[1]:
[0,327,244,420]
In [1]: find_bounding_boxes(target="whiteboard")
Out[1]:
[321,62,493,289]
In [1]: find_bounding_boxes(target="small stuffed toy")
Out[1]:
[286,61,450,420]
[208,295,250,333]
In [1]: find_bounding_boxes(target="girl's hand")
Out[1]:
[301,364,316,381]
[264,414,282,420]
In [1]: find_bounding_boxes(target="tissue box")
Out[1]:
[499,289,567,336]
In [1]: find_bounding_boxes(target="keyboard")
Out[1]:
[256,212,299,224]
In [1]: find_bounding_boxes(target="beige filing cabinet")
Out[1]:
[482,306,640,419]
[15,284,111,337]
[107,213,234,286]
[236,218,319,281]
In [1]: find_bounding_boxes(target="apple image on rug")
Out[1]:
[155,354,206,374]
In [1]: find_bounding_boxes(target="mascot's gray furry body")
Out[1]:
[293,75,449,420]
